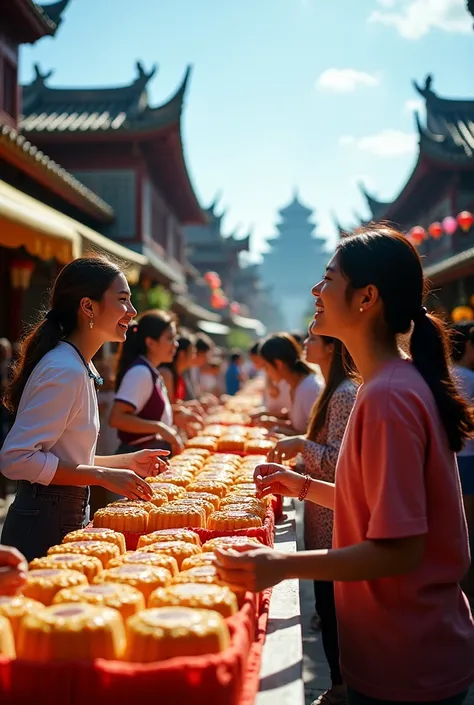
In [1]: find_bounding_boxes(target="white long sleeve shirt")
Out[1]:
[0,342,100,485]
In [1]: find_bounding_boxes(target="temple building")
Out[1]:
[232,263,284,333]
[349,76,474,317]
[0,0,148,341]
[261,192,328,329]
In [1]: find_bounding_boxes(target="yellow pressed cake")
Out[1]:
[137,529,201,549]
[109,500,157,513]
[181,448,210,458]
[172,497,214,518]
[93,564,172,601]
[156,471,194,488]
[139,541,201,569]
[125,607,230,662]
[180,552,218,570]
[0,614,15,658]
[62,528,126,554]
[172,565,222,586]
[186,480,228,499]
[243,439,274,454]
[148,583,238,618]
[0,596,43,644]
[93,506,149,533]
[21,568,88,605]
[53,583,145,620]
[202,536,263,552]
[17,604,126,661]
[29,553,103,582]
[207,510,262,531]
[48,541,121,568]
[216,436,246,452]
[107,550,179,577]
[184,436,218,452]
[183,491,221,511]
[143,482,186,502]
[148,490,169,508]
[147,504,206,531]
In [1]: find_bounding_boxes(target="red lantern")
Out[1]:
[457,211,474,233]
[428,222,443,239]
[204,271,221,289]
[230,301,241,315]
[409,226,425,245]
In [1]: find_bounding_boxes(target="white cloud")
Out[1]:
[316,68,381,93]
[404,97,424,113]
[339,129,418,157]
[368,0,472,39]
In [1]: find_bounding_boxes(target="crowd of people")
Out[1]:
[0,225,473,705]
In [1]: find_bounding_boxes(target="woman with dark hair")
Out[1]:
[259,333,322,433]
[109,310,184,456]
[160,331,196,404]
[216,226,474,705]
[0,258,166,562]
[268,332,357,704]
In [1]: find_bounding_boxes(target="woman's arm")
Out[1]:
[109,401,170,435]
[160,367,175,404]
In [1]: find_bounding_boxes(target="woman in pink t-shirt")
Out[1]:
[216,226,474,705]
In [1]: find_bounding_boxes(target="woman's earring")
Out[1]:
[89,317,94,329]
[359,307,364,313]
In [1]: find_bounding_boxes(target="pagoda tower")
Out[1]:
[261,191,328,330]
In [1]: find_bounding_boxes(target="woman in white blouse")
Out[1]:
[0,257,167,561]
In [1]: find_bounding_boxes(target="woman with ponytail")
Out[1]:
[109,310,184,456]
[216,226,474,705]
[258,333,323,434]
[1,257,167,562]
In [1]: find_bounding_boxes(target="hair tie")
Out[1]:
[414,306,428,323]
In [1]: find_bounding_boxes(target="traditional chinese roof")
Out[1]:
[358,183,392,220]
[0,121,114,222]
[278,190,313,219]
[20,62,205,224]
[467,0,474,24]
[2,0,70,43]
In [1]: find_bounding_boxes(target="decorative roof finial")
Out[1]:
[413,74,435,99]
[135,61,158,86]
[33,63,54,84]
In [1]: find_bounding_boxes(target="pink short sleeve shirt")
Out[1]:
[334,359,474,701]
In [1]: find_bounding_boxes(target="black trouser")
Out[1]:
[1,481,89,562]
[347,688,469,705]
[313,580,342,686]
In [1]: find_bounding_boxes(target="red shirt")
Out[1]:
[334,359,474,701]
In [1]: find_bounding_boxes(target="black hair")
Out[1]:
[115,309,175,390]
[5,256,122,414]
[249,342,261,356]
[451,322,474,363]
[337,225,474,453]
[195,333,213,354]
[260,333,312,376]
[161,329,195,389]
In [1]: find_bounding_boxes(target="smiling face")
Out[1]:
[304,333,333,367]
[147,321,178,366]
[90,273,137,343]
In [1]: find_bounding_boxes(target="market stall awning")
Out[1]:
[0,179,80,263]
[197,320,230,336]
[0,179,147,277]
[230,313,266,337]
[173,294,222,323]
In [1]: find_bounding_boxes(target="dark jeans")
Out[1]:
[1,481,90,562]
[314,580,342,686]
[347,689,469,705]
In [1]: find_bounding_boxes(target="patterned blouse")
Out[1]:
[302,379,357,551]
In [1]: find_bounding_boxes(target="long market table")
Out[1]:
[257,499,305,705]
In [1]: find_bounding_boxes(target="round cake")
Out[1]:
[30,553,103,582]
[244,439,274,454]
[217,436,245,452]
[21,568,88,605]
[140,541,201,569]
[48,541,120,568]
[149,490,169,508]
[125,607,230,662]
[17,604,125,661]
[62,528,126,554]
[180,552,218,571]
[93,506,149,533]
[219,496,266,518]
[144,482,186,502]
[93,564,172,601]
[156,471,193,488]
[186,480,228,499]
[202,536,262,553]
[0,596,43,644]
[207,510,262,531]
[172,565,222,586]
[109,500,157,513]
[181,448,210,459]
[185,437,218,452]
[173,497,214,518]
[184,491,220,511]
[107,550,179,577]
[0,614,15,658]
[137,529,201,549]
[148,583,238,618]
[53,583,145,620]
[147,504,206,531]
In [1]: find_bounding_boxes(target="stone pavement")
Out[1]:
[295,503,474,705]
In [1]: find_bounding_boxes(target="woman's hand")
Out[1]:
[267,436,305,463]
[159,427,184,456]
[253,463,306,499]
[215,543,287,593]
[125,449,169,478]
[0,545,28,595]
[100,468,153,501]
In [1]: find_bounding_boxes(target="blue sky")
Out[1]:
[22,0,473,259]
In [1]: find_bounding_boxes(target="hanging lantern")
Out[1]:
[451,306,474,323]
[409,226,425,245]
[428,222,443,239]
[230,301,241,315]
[204,271,221,289]
[442,216,458,236]
[10,258,35,290]
[457,211,474,233]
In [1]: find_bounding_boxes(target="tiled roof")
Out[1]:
[37,0,69,27]
[0,121,114,221]
[21,62,189,135]
[358,183,391,219]
[414,75,474,160]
